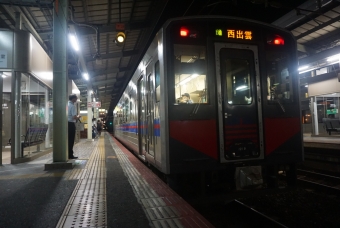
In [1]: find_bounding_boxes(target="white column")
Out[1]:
[11,71,22,159]
[45,88,50,148]
[52,0,68,162]
[87,85,92,140]
[313,97,319,135]
[0,74,3,165]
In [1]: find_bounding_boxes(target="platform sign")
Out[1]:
[94,102,101,108]
[87,102,101,108]
[0,50,7,68]
[327,109,338,114]
[81,116,88,123]
[116,23,125,31]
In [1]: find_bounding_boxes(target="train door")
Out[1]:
[146,74,155,157]
[215,43,264,163]
[137,77,145,156]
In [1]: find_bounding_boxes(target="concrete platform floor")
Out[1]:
[0,139,98,228]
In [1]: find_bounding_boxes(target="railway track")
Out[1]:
[297,169,340,194]
[191,199,287,228]
[224,200,288,228]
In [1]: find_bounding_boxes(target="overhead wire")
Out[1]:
[183,0,196,16]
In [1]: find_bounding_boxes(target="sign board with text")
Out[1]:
[87,102,101,108]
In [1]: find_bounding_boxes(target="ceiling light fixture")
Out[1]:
[69,34,80,51]
[83,73,89,81]
[115,32,126,45]
[298,65,309,71]
[327,54,340,62]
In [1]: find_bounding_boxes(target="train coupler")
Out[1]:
[235,166,263,190]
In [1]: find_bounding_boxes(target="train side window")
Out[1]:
[124,98,130,122]
[129,95,132,122]
[173,44,207,104]
[155,61,160,102]
[266,52,293,103]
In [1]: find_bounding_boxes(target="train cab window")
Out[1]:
[173,44,207,104]
[224,58,253,105]
[266,52,293,103]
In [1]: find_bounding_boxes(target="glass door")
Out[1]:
[137,77,145,156]
[146,74,155,157]
[215,43,263,162]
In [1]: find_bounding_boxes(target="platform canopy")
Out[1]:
[1,0,340,115]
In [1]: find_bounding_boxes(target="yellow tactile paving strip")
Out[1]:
[57,137,107,228]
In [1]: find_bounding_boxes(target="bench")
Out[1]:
[8,125,49,157]
[322,118,340,135]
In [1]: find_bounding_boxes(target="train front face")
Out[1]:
[166,17,303,176]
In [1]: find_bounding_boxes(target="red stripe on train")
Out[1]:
[169,120,218,160]
[224,129,258,134]
[264,117,301,155]
[225,124,257,129]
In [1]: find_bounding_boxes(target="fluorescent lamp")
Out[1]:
[236,85,248,90]
[179,77,192,85]
[80,110,88,114]
[72,89,80,94]
[327,54,340,62]
[83,73,89,81]
[305,85,308,87]
[69,34,80,51]
[298,65,309,71]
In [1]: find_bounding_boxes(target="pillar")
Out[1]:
[11,71,21,160]
[87,84,93,140]
[311,97,319,136]
[0,74,3,165]
[45,88,50,148]
[52,0,68,162]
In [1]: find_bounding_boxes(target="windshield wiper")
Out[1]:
[275,98,285,113]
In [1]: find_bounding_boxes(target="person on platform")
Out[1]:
[97,119,103,136]
[68,94,80,159]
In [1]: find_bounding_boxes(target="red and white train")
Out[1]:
[114,16,303,190]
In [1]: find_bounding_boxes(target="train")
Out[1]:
[113,16,303,191]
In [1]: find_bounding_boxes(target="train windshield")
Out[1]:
[224,55,253,105]
[266,52,293,103]
[173,44,207,104]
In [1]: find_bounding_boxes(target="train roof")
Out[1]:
[161,15,294,37]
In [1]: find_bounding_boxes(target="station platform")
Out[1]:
[0,133,213,228]
[303,134,340,150]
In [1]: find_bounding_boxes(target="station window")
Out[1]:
[173,44,207,104]
[266,52,293,103]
